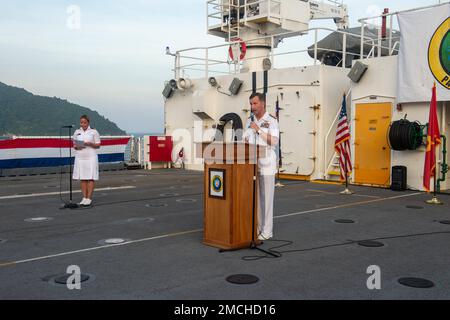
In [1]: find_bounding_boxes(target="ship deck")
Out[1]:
[0,169,449,300]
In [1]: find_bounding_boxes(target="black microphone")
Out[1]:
[248,113,255,129]
[61,125,74,128]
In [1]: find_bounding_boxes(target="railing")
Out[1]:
[169,25,399,80]
[0,136,132,171]
[171,0,423,80]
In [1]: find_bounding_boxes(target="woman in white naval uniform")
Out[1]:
[244,93,280,241]
[73,115,101,207]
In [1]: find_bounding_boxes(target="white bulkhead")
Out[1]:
[163,1,449,192]
[350,55,449,192]
[165,65,349,179]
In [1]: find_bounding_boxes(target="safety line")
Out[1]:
[275,192,422,219]
[0,229,202,268]
[0,186,136,200]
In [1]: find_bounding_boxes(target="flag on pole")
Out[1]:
[423,84,441,192]
[335,94,352,180]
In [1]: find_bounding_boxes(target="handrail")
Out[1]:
[390,41,400,55]
[199,1,407,78]
[179,26,377,54]
[179,67,231,75]
[171,25,393,79]
[366,46,375,59]
[178,61,225,68]
[358,1,450,23]
[178,55,228,65]
[176,41,387,79]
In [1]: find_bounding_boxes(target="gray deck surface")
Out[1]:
[0,169,449,300]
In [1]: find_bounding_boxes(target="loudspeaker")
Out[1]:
[162,83,174,99]
[391,166,407,191]
[229,78,243,95]
[347,61,368,83]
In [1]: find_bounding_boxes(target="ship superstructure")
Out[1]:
[163,1,449,192]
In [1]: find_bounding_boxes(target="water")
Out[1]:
[128,132,164,138]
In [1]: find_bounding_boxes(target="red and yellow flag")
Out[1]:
[423,84,441,192]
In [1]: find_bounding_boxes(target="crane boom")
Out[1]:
[310,0,349,29]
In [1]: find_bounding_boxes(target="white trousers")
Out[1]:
[257,174,275,237]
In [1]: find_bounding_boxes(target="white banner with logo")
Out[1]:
[397,3,450,103]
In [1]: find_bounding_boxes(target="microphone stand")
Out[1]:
[62,126,78,209]
[249,120,279,258]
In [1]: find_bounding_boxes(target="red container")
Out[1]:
[149,136,173,162]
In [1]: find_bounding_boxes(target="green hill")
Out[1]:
[0,82,127,136]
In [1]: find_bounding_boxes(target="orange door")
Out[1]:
[354,103,392,186]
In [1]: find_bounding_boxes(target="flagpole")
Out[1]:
[425,83,443,205]
[346,173,349,189]
[339,92,353,195]
[434,166,437,198]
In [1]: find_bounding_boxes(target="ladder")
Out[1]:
[222,0,244,41]
[208,0,271,42]
[326,152,343,181]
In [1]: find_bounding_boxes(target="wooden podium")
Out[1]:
[197,142,266,250]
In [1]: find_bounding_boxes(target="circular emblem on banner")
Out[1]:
[211,175,223,193]
[428,17,450,89]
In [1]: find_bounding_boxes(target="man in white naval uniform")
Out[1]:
[244,93,280,241]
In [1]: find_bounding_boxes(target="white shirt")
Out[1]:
[244,112,280,176]
[73,127,101,160]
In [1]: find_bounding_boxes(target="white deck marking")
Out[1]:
[0,229,202,267]
[306,189,380,198]
[306,189,338,195]
[0,192,423,268]
[350,194,381,199]
[0,186,136,200]
[275,192,422,219]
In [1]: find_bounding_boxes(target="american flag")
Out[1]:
[335,94,352,180]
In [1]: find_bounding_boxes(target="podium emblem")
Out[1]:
[209,169,225,199]
[212,176,223,192]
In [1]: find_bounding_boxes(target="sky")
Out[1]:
[0,0,443,134]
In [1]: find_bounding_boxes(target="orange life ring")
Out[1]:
[228,38,247,61]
